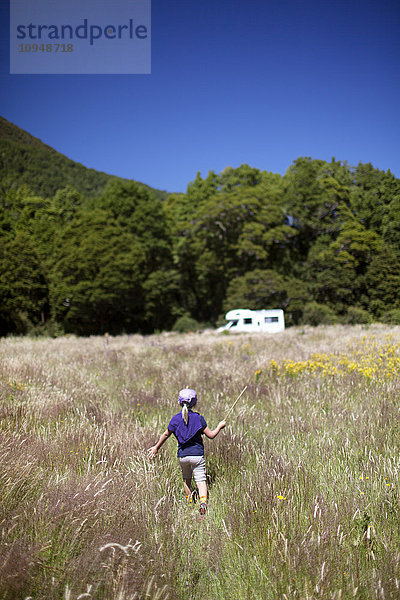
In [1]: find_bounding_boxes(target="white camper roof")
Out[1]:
[225,308,284,320]
[225,309,255,320]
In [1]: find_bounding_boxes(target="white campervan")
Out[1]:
[217,309,285,333]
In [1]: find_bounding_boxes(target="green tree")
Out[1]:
[305,235,357,313]
[364,246,400,318]
[185,191,263,320]
[218,164,263,192]
[350,163,400,233]
[304,219,382,314]
[53,186,84,225]
[185,170,219,207]
[236,200,296,275]
[48,178,179,334]
[283,157,352,259]
[382,194,400,259]
[96,179,173,273]
[282,277,310,325]
[0,231,48,334]
[168,167,290,322]
[331,221,382,273]
[142,269,181,331]
[223,269,288,312]
[49,210,146,335]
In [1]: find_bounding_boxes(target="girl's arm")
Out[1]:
[203,420,226,439]
[148,429,171,458]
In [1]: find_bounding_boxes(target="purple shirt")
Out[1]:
[168,411,207,457]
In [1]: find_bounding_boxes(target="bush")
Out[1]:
[172,314,200,333]
[343,306,372,325]
[302,302,338,326]
[27,319,65,338]
[380,308,400,325]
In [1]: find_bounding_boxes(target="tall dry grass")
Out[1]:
[0,325,399,599]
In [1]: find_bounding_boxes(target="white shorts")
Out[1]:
[179,455,206,483]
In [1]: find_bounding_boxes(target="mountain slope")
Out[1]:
[0,116,168,200]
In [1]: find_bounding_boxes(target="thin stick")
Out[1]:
[224,386,248,420]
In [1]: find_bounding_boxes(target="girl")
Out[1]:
[148,388,226,515]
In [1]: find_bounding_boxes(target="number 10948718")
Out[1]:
[18,43,74,52]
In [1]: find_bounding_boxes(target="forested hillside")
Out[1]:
[0,116,168,200]
[1,117,399,336]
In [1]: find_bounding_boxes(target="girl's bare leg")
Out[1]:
[197,480,207,500]
[183,478,193,499]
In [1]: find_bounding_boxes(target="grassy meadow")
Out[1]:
[1,325,400,600]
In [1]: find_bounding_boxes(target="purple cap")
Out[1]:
[178,388,197,408]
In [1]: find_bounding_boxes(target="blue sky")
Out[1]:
[1,0,399,192]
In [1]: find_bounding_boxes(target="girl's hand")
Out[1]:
[219,420,226,429]
[148,446,158,459]
[147,430,171,458]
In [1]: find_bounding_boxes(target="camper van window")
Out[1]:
[229,320,239,328]
[264,316,279,323]
[244,318,252,325]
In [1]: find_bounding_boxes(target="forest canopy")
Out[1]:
[1,116,399,336]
